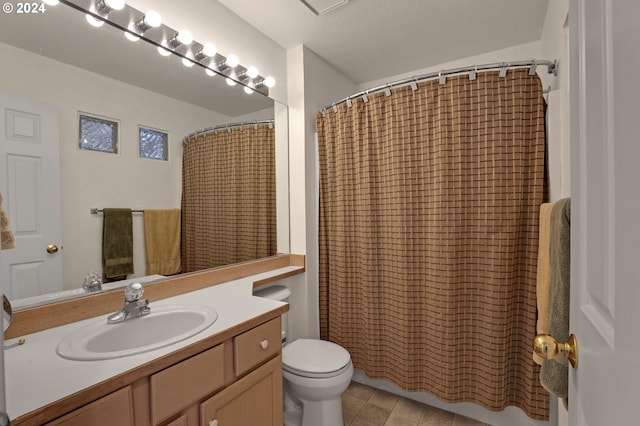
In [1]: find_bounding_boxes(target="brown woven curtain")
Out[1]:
[317,69,549,420]
[181,124,276,272]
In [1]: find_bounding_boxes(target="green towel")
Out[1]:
[102,208,133,281]
[540,198,570,407]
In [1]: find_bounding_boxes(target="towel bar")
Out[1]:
[90,208,144,214]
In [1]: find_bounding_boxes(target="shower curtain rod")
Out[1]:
[183,119,275,144]
[321,58,557,113]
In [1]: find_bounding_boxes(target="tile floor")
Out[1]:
[342,381,491,426]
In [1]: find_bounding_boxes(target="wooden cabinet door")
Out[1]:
[200,355,282,426]
[158,405,200,426]
[45,386,133,426]
[163,414,188,426]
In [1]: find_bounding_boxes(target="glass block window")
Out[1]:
[79,114,118,153]
[139,127,168,161]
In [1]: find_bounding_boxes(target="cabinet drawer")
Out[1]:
[46,386,133,426]
[150,344,225,425]
[234,318,281,377]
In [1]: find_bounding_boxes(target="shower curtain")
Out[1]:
[317,69,549,419]
[181,124,277,272]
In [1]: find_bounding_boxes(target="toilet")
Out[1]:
[254,285,354,426]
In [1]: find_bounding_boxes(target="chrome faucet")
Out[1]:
[107,282,150,324]
[82,271,103,293]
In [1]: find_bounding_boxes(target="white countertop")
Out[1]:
[4,267,296,421]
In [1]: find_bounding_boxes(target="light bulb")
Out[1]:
[182,58,194,68]
[125,24,140,41]
[246,66,259,79]
[264,76,276,88]
[42,0,59,5]
[157,44,171,57]
[86,14,105,27]
[201,43,217,57]
[195,43,217,62]
[143,10,162,28]
[226,54,239,68]
[205,68,216,77]
[176,30,193,46]
[135,10,162,32]
[244,86,254,95]
[226,78,236,86]
[103,0,125,10]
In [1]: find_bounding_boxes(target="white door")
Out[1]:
[569,0,640,424]
[0,92,62,299]
[0,263,5,425]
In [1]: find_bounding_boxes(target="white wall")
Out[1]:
[358,40,540,90]
[285,46,310,339]
[539,0,570,425]
[0,41,231,289]
[286,45,358,339]
[540,0,571,202]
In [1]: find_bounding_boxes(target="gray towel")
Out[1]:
[102,208,134,281]
[540,198,570,407]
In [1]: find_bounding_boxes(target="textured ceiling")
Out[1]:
[219,0,550,85]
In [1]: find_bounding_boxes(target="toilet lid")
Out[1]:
[283,339,351,375]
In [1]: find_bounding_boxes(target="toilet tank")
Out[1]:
[253,285,291,343]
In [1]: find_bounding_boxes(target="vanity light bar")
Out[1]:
[58,0,274,96]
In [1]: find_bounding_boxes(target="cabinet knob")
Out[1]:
[260,339,269,350]
[209,420,219,426]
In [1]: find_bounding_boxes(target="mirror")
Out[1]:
[0,1,289,308]
[2,295,11,332]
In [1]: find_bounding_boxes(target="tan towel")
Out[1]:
[540,198,570,407]
[533,202,555,365]
[0,192,15,250]
[144,209,181,275]
[102,208,134,281]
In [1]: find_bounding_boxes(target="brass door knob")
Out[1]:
[46,244,59,254]
[533,333,579,368]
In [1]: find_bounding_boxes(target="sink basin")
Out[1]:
[57,305,217,361]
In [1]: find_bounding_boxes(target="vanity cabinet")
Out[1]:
[151,317,282,426]
[36,317,282,426]
[7,259,302,426]
[151,318,282,426]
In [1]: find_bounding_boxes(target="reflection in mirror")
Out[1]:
[3,295,11,332]
[0,1,289,309]
[181,123,276,273]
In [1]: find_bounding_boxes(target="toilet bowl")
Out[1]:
[253,286,354,426]
[283,338,354,426]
